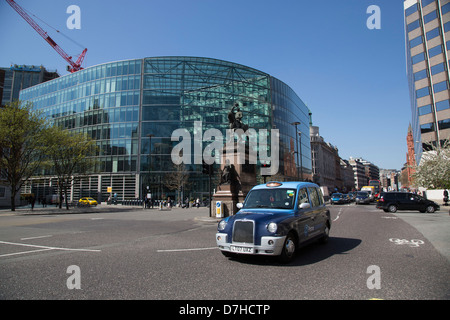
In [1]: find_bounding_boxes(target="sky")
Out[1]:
[0,0,410,170]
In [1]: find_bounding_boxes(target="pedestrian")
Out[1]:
[42,197,47,207]
[196,198,200,208]
[185,197,189,209]
[30,196,35,211]
[444,189,449,206]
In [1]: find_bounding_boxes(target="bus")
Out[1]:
[369,180,381,198]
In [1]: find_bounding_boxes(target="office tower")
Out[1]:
[0,64,59,107]
[404,0,450,164]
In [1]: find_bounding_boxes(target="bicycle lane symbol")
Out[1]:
[389,238,425,248]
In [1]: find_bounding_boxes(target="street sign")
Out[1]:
[216,201,223,218]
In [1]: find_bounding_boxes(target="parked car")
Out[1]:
[78,197,98,206]
[348,192,356,202]
[216,181,331,263]
[330,193,346,205]
[342,194,352,203]
[376,192,439,213]
[355,191,370,204]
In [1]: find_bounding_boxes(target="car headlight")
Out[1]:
[218,220,227,231]
[267,222,277,233]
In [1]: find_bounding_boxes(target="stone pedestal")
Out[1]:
[211,142,256,217]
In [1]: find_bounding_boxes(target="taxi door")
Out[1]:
[295,187,315,243]
[305,187,326,239]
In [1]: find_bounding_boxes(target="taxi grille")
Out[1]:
[232,220,254,243]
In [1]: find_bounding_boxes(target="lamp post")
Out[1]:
[298,131,303,181]
[146,134,154,204]
[291,122,301,180]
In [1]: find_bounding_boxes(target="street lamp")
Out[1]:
[291,121,301,180]
[146,134,154,202]
[298,131,303,181]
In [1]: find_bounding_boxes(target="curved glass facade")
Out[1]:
[20,57,311,202]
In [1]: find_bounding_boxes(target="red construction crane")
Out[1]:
[5,0,87,73]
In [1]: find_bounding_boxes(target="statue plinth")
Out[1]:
[211,141,256,217]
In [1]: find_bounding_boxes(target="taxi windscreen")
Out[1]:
[244,188,297,209]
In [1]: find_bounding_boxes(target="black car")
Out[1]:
[376,192,440,213]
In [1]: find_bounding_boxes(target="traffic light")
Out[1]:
[261,161,271,172]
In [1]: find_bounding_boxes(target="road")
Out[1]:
[0,203,449,301]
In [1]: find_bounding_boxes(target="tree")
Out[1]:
[0,101,49,211]
[411,140,450,189]
[164,163,190,204]
[44,126,98,209]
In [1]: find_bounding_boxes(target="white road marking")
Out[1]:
[0,240,101,258]
[389,238,424,247]
[0,248,54,258]
[20,235,53,241]
[157,247,218,253]
[333,208,343,222]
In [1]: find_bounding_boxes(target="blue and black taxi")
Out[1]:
[216,181,331,263]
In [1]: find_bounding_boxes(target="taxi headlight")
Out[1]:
[218,220,227,231]
[267,222,277,233]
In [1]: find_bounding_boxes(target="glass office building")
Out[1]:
[404,0,450,164]
[19,56,312,202]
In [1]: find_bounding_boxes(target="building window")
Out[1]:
[424,10,437,24]
[433,80,449,93]
[442,3,450,15]
[406,4,418,16]
[426,27,440,41]
[416,86,430,98]
[421,0,435,8]
[409,35,423,48]
[431,62,446,75]
[419,104,433,115]
[445,21,450,33]
[438,118,450,130]
[436,99,450,111]
[407,19,421,32]
[414,69,428,81]
[428,45,442,58]
[412,52,426,64]
[420,122,435,133]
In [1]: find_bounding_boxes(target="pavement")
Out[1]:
[1,202,449,261]
[0,202,222,222]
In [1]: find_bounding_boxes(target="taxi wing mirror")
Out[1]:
[298,203,311,210]
[236,203,243,209]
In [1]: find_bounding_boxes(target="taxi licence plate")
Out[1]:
[231,246,254,254]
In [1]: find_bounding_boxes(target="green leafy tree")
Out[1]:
[411,140,450,189]
[0,101,49,211]
[44,126,98,209]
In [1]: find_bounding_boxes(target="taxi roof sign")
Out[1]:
[266,182,282,187]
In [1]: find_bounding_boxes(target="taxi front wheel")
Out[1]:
[279,232,297,263]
